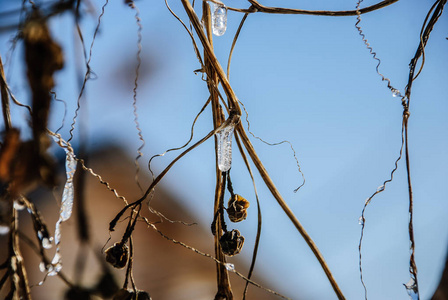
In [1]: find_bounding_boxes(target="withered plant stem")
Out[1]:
[202,2,233,299]
[11,208,31,299]
[181,0,241,116]
[179,0,345,298]
[245,0,399,16]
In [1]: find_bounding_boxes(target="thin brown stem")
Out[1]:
[12,208,31,300]
[203,2,233,298]
[404,113,419,299]
[246,0,399,16]
[181,0,241,115]
[227,13,249,80]
[234,131,262,300]
[235,123,345,300]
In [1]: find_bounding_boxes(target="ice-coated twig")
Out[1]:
[44,132,77,277]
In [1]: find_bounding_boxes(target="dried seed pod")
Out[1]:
[112,289,151,300]
[135,291,151,300]
[227,194,250,223]
[64,286,91,300]
[94,270,119,298]
[105,242,129,269]
[219,229,244,256]
[112,289,133,300]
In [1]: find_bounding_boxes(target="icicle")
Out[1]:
[216,124,234,172]
[60,150,76,221]
[46,133,78,277]
[404,277,418,300]
[47,220,63,276]
[210,1,227,36]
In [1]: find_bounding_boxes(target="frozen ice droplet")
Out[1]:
[224,263,235,271]
[216,125,234,172]
[39,262,46,272]
[211,1,227,36]
[42,237,53,249]
[358,216,365,225]
[48,263,62,276]
[0,224,10,235]
[404,278,418,300]
[13,196,26,210]
[392,89,401,98]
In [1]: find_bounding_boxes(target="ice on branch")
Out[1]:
[46,133,77,276]
[0,225,9,235]
[216,124,234,172]
[210,1,227,36]
[60,150,76,221]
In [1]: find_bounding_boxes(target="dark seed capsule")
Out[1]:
[112,289,132,300]
[135,291,151,300]
[227,194,250,223]
[94,270,119,298]
[64,286,91,300]
[112,289,151,300]
[219,229,244,256]
[105,242,129,269]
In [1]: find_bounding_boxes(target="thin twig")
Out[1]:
[358,120,405,299]
[246,0,399,16]
[236,122,345,299]
[142,218,290,299]
[234,131,262,300]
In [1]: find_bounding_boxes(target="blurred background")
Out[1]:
[0,0,447,299]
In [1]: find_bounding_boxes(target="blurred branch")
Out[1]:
[0,55,11,130]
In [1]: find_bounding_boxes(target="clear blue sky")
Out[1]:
[1,0,447,299]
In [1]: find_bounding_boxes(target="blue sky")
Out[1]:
[1,0,448,299]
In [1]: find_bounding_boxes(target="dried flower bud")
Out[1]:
[105,242,129,269]
[219,229,244,256]
[113,289,151,300]
[227,194,250,223]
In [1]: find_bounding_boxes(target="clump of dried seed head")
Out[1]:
[219,229,244,256]
[105,242,129,269]
[226,194,249,222]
